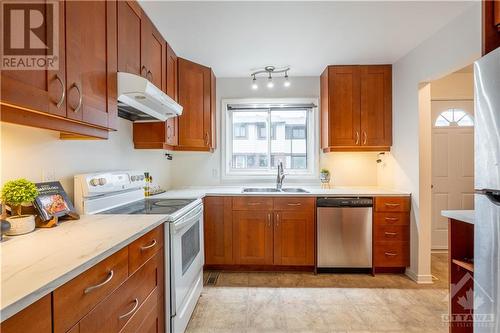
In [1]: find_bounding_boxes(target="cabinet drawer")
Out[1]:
[129,225,163,274]
[374,242,409,267]
[375,197,410,212]
[233,197,273,211]
[79,252,162,333]
[53,247,129,333]
[374,225,409,242]
[273,197,315,211]
[120,287,159,333]
[374,212,410,226]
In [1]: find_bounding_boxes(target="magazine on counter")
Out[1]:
[34,182,76,221]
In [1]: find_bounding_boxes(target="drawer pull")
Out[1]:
[267,213,272,227]
[287,203,302,206]
[140,239,157,251]
[385,217,399,222]
[84,270,114,294]
[384,252,398,257]
[384,232,398,237]
[248,202,261,206]
[118,298,139,319]
[385,203,401,207]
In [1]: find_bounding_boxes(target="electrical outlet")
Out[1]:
[41,169,56,182]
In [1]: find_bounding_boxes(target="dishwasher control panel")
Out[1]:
[317,197,373,207]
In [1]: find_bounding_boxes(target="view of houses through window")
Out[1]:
[229,108,309,172]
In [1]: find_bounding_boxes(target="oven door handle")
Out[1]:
[172,205,203,233]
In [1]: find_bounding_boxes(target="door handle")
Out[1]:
[385,203,401,207]
[140,239,157,251]
[84,270,114,294]
[384,252,398,257]
[287,203,301,206]
[204,132,210,146]
[385,217,399,223]
[55,74,65,108]
[355,131,360,145]
[141,65,147,77]
[363,131,367,145]
[275,212,279,227]
[118,298,139,319]
[384,232,398,237]
[147,70,153,82]
[71,83,83,113]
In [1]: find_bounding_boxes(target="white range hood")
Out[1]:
[117,72,183,122]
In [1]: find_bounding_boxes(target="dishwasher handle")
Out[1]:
[317,197,373,207]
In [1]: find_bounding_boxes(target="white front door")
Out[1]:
[431,100,475,250]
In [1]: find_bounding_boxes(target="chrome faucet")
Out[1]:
[276,161,286,191]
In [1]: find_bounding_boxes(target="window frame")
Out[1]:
[221,98,319,181]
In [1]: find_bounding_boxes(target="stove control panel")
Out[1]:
[75,171,146,197]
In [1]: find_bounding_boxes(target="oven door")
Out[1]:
[170,203,204,318]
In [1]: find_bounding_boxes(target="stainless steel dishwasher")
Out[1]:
[317,197,373,272]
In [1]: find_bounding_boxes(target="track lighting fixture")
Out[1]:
[250,65,290,90]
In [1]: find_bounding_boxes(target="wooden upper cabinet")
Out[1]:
[141,15,166,90]
[1,0,66,118]
[360,65,392,147]
[117,1,142,76]
[177,58,216,151]
[320,65,392,152]
[166,43,179,146]
[232,210,274,265]
[204,197,233,265]
[483,0,500,55]
[0,295,52,333]
[65,0,117,129]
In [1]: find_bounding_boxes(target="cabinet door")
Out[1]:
[328,66,361,147]
[360,65,392,147]
[65,0,116,128]
[177,58,213,150]
[1,0,66,117]
[204,197,233,265]
[233,211,273,265]
[496,0,500,28]
[0,295,52,333]
[166,43,178,146]
[141,14,166,90]
[117,1,141,76]
[274,210,315,266]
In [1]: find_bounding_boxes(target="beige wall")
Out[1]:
[0,119,172,201]
[431,71,474,100]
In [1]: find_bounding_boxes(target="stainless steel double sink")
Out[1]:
[242,187,309,193]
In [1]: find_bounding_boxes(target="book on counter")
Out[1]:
[34,182,76,221]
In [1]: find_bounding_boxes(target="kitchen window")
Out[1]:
[223,99,318,179]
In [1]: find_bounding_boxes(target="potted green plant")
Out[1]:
[320,168,331,183]
[1,178,39,235]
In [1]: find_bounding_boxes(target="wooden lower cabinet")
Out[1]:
[233,210,274,265]
[204,196,315,269]
[274,210,315,266]
[0,295,52,333]
[204,197,233,265]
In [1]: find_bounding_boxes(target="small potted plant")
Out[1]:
[320,168,331,184]
[1,178,39,235]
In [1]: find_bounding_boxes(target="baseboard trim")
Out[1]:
[405,269,434,284]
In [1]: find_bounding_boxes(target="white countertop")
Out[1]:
[152,186,411,199]
[441,210,475,224]
[0,185,409,322]
[0,214,168,322]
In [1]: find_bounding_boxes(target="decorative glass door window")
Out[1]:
[435,108,474,127]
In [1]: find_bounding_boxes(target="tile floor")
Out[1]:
[186,253,449,333]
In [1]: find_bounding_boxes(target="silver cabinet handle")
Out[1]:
[355,131,360,145]
[204,132,210,146]
[84,270,114,294]
[167,125,171,139]
[140,239,157,251]
[267,213,272,227]
[385,217,399,222]
[71,83,82,113]
[248,202,261,206]
[275,212,279,227]
[118,298,139,319]
[363,131,367,145]
[385,203,401,207]
[384,252,398,257]
[141,65,147,77]
[384,232,398,237]
[147,70,153,82]
[55,74,65,108]
[287,203,301,206]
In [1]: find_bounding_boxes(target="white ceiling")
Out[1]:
[140,1,475,78]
